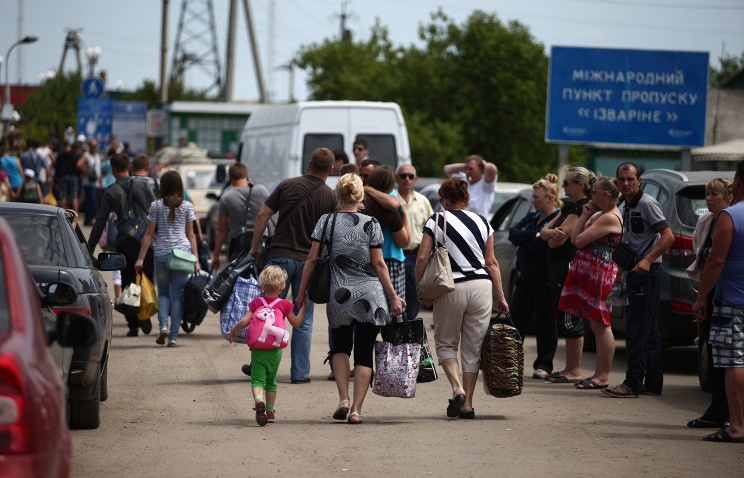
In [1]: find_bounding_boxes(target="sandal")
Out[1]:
[333,400,350,421]
[254,400,268,427]
[703,427,743,443]
[601,384,638,398]
[575,378,608,390]
[347,412,363,424]
[687,417,726,429]
[447,394,466,417]
[545,374,579,384]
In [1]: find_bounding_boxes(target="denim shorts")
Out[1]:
[710,301,744,367]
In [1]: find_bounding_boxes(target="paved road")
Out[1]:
[72,248,743,476]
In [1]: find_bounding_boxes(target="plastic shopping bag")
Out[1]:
[137,272,159,320]
[220,274,262,341]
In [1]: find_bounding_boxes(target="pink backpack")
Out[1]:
[246,297,289,350]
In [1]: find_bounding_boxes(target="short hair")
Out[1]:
[594,177,620,202]
[258,265,288,291]
[309,147,334,173]
[439,177,469,207]
[533,173,563,209]
[396,164,417,176]
[110,153,130,173]
[566,166,597,196]
[706,178,734,200]
[339,163,359,176]
[616,162,643,178]
[333,149,349,165]
[228,162,248,180]
[359,158,380,169]
[353,138,368,149]
[336,173,364,206]
[132,154,150,172]
[367,165,395,194]
[465,154,486,171]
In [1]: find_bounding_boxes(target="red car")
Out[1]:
[0,217,97,478]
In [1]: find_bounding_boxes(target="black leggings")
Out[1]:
[330,321,380,369]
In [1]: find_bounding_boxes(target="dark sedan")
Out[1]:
[0,203,125,429]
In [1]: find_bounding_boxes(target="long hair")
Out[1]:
[159,170,184,221]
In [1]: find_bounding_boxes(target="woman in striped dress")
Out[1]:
[416,178,509,419]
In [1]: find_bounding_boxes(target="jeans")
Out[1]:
[623,263,664,394]
[404,250,420,321]
[510,277,556,373]
[83,185,99,225]
[267,256,315,381]
[155,257,190,341]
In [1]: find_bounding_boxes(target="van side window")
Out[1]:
[303,134,344,164]
[355,134,397,169]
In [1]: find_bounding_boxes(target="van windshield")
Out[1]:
[355,134,397,169]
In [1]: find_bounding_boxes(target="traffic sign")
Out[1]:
[77,98,113,146]
[545,47,709,147]
[82,76,105,98]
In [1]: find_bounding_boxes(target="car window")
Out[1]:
[677,186,707,228]
[3,214,69,267]
[0,251,8,332]
[302,134,343,165]
[355,134,397,169]
[641,181,661,200]
[73,222,96,268]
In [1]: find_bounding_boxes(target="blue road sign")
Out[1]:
[546,47,709,147]
[82,76,105,98]
[77,98,113,146]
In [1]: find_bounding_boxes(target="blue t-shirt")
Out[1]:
[1,155,23,189]
[381,190,404,262]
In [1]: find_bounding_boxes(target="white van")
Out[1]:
[236,101,411,190]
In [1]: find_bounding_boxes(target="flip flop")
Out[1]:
[447,394,466,417]
[545,374,579,384]
[601,384,638,398]
[333,400,350,421]
[703,427,743,443]
[575,378,608,390]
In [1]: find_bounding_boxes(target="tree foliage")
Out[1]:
[709,51,744,87]
[297,10,563,182]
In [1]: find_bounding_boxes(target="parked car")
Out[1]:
[0,203,125,428]
[0,217,98,478]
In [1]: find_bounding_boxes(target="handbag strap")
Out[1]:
[240,185,254,229]
[274,181,325,234]
[161,199,177,249]
[433,210,448,248]
[317,212,337,258]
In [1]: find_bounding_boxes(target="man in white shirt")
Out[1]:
[443,155,498,218]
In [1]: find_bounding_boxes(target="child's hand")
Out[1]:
[228,331,235,343]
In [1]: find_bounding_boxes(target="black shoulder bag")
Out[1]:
[307,212,336,304]
[116,178,149,244]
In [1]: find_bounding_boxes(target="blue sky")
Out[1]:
[1,0,743,103]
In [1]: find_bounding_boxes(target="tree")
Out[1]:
[709,51,744,87]
[297,10,562,182]
[19,72,82,143]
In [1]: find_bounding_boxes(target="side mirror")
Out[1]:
[55,311,98,347]
[215,165,227,184]
[98,252,127,271]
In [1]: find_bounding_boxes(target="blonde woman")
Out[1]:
[508,174,563,379]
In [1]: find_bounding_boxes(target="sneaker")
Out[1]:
[266,411,275,424]
[140,318,152,335]
[254,401,268,426]
[532,369,549,380]
[167,339,178,347]
[156,329,168,345]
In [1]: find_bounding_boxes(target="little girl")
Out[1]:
[228,265,305,426]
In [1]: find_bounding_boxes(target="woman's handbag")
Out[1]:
[611,242,638,271]
[220,273,262,341]
[162,200,197,273]
[416,211,455,300]
[381,316,438,383]
[115,281,141,316]
[481,313,524,398]
[307,212,336,304]
[371,340,421,398]
[137,272,159,320]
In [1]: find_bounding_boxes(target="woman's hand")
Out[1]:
[390,295,406,318]
[134,259,143,273]
[495,296,509,314]
[194,262,201,274]
[581,200,596,217]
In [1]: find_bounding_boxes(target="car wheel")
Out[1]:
[582,319,597,352]
[100,361,109,402]
[181,319,197,334]
[69,371,101,429]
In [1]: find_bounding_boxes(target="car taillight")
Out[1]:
[51,305,92,318]
[664,234,694,257]
[667,301,694,314]
[0,353,27,454]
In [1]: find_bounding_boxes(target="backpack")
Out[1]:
[246,297,289,350]
[21,181,40,203]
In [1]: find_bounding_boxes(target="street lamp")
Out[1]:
[86,46,102,77]
[3,36,38,135]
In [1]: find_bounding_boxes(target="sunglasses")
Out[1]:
[398,173,415,180]
[353,146,365,152]
[562,179,580,187]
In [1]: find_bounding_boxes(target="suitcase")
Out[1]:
[480,313,524,398]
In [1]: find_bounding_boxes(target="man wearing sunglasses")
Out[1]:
[443,154,498,218]
[395,165,434,321]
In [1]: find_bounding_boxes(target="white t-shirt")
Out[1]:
[452,172,497,218]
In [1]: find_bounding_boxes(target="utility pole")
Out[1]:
[223,0,238,101]
[277,60,295,103]
[160,0,169,104]
[241,0,267,103]
[17,0,24,84]
[339,1,351,42]
[171,0,222,96]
